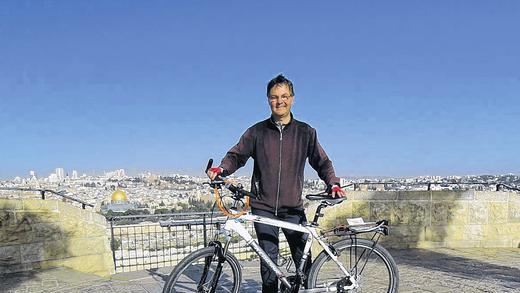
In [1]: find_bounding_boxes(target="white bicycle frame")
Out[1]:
[219,213,359,292]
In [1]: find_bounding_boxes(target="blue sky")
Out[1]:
[1,1,519,179]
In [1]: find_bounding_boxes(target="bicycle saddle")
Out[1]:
[306,194,345,205]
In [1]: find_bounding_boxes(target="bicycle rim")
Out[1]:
[163,247,241,293]
[308,239,398,292]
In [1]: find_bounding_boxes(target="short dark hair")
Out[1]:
[266,74,294,97]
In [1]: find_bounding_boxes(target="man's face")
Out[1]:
[268,84,294,119]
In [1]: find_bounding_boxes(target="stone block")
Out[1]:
[474,192,509,202]
[425,226,446,242]
[43,240,70,260]
[510,223,520,236]
[16,211,61,224]
[31,222,64,242]
[79,209,93,222]
[480,239,513,248]
[509,198,520,223]
[389,225,425,242]
[487,202,508,224]
[1,214,63,245]
[92,213,109,226]
[58,253,115,277]
[397,191,431,201]
[444,240,480,248]
[392,202,429,225]
[431,191,475,201]
[370,201,397,224]
[22,200,58,211]
[426,225,466,242]
[469,202,488,225]
[463,225,484,241]
[62,220,105,238]
[61,221,84,238]
[431,202,468,225]
[0,211,17,227]
[83,222,108,238]
[20,242,44,263]
[0,199,23,211]
[483,225,513,239]
[0,245,21,265]
[351,201,370,220]
[0,222,35,244]
[378,237,413,249]
[58,202,82,220]
[415,241,446,249]
[349,191,398,201]
[0,262,33,274]
[475,191,514,202]
[67,236,110,257]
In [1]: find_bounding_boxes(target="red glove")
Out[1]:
[331,184,346,198]
[208,167,223,174]
[331,185,342,193]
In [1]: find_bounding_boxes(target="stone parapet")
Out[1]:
[312,191,520,248]
[0,199,114,277]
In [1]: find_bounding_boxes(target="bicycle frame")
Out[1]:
[217,213,359,292]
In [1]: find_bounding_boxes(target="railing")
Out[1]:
[0,187,94,209]
[108,212,291,273]
[1,181,517,212]
[348,182,520,192]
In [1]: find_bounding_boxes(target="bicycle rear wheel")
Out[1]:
[163,246,242,293]
[307,238,399,292]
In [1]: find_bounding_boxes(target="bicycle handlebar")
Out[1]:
[205,159,213,173]
[205,159,347,202]
[205,159,259,200]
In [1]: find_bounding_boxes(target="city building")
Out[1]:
[100,189,137,214]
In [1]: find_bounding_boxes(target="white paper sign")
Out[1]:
[347,217,365,225]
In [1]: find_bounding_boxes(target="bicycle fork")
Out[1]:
[201,241,229,293]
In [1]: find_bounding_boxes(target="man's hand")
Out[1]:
[331,184,347,198]
[207,167,223,180]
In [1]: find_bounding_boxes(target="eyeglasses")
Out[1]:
[268,95,293,102]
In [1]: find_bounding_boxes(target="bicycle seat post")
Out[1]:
[310,203,327,226]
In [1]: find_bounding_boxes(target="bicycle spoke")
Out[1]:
[164,247,240,293]
[308,239,398,293]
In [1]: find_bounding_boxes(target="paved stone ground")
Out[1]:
[1,248,519,293]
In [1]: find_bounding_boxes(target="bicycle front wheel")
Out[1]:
[163,246,242,293]
[307,238,399,292]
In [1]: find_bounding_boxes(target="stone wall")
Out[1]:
[0,199,114,277]
[312,191,520,249]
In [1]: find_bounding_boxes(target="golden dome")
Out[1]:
[111,190,128,202]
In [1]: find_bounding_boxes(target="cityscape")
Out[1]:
[1,168,518,215]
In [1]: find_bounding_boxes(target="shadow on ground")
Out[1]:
[391,248,520,286]
[0,270,39,292]
[146,268,169,282]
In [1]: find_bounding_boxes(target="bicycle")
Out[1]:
[163,160,399,292]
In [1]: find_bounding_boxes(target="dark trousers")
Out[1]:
[252,208,311,293]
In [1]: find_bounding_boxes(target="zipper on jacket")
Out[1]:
[275,124,283,216]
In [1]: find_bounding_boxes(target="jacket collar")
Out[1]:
[269,113,294,128]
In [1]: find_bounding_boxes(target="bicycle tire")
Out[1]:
[307,238,399,292]
[163,246,242,293]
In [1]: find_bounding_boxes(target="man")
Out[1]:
[207,74,346,292]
